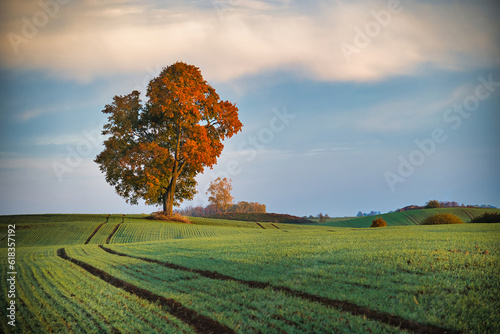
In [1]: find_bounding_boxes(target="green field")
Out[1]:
[322,207,500,227]
[1,212,499,333]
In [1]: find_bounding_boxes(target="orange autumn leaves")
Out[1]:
[95,62,242,214]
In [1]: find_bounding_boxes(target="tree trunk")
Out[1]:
[162,173,178,216]
[162,128,182,216]
[162,192,168,214]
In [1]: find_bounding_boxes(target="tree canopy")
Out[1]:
[95,62,242,215]
[206,177,234,213]
[425,200,441,209]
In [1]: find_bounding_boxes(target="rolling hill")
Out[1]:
[321,207,500,227]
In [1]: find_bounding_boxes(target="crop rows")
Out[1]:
[63,245,403,333]
[13,222,100,247]
[0,217,271,248]
[0,247,196,333]
[58,248,234,334]
[99,245,462,333]
[108,224,500,333]
[108,220,262,244]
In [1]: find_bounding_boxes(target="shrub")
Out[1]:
[149,212,191,224]
[420,213,463,225]
[425,200,441,209]
[371,217,387,228]
[469,213,500,224]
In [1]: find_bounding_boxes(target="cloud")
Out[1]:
[0,152,52,170]
[355,81,484,133]
[16,108,48,122]
[31,134,97,146]
[0,0,498,84]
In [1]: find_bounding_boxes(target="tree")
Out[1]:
[420,213,463,225]
[425,200,441,209]
[95,62,242,215]
[206,177,234,212]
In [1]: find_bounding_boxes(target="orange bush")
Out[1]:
[371,217,387,228]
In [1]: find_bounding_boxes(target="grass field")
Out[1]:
[1,212,499,333]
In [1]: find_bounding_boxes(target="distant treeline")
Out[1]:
[176,201,266,217]
[396,201,498,212]
[356,211,381,217]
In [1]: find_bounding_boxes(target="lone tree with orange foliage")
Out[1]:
[95,62,242,215]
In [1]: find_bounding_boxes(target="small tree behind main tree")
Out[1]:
[95,62,242,216]
[206,177,234,212]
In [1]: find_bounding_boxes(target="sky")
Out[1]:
[0,0,499,217]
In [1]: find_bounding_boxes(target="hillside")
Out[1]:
[322,207,500,228]
[205,212,315,224]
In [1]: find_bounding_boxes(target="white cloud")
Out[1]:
[0,0,498,84]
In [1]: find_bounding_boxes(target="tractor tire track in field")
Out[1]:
[255,222,266,229]
[106,223,123,244]
[57,248,235,334]
[117,263,279,331]
[85,215,110,245]
[461,209,474,221]
[99,245,460,334]
[404,214,420,225]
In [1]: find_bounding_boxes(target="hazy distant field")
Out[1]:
[1,212,499,333]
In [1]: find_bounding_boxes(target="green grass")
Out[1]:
[1,214,499,333]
